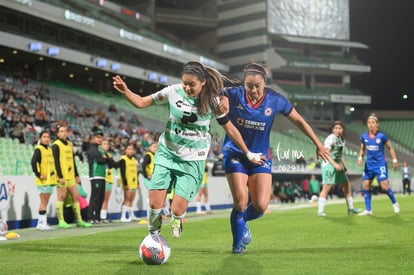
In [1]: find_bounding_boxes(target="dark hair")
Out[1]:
[243,63,268,80]
[39,130,50,138]
[182,61,235,116]
[331,121,344,131]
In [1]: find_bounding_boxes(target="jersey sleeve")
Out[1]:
[324,134,334,149]
[151,85,173,105]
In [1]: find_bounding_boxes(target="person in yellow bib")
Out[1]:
[195,162,214,214]
[31,130,56,231]
[52,124,92,228]
[119,144,141,222]
[100,138,118,223]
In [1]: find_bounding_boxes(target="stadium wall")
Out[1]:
[0,175,234,230]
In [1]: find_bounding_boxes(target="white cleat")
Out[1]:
[392,203,400,214]
[358,210,373,216]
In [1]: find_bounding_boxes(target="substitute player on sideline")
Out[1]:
[31,130,56,231]
[357,113,400,216]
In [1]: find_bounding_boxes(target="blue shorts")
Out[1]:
[223,150,272,175]
[363,164,388,181]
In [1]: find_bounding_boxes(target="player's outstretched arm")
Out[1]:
[113,75,153,109]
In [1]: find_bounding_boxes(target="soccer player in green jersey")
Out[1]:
[113,61,264,239]
[317,121,361,216]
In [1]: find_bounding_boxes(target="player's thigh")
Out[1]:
[248,173,272,210]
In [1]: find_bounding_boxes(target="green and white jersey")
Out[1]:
[321,133,344,167]
[151,84,223,161]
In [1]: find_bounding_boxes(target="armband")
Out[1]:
[216,115,230,125]
[392,159,398,164]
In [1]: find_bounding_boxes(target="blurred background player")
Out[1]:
[357,113,399,216]
[195,162,214,214]
[52,124,92,228]
[64,182,89,224]
[31,130,56,231]
[317,121,361,216]
[401,161,411,196]
[142,141,170,219]
[100,137,118,223]
[119,144,141,222]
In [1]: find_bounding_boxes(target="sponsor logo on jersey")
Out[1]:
[265,107,272,116]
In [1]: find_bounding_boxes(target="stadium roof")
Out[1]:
[280,35,369,49]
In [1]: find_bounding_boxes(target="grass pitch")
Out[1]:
[1,195,413,274]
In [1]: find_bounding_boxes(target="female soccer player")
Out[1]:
[100,138,117,223]
[52,124,92,228]
[113,61,263,238]
[357,113,399,216]
[220,62,329,253]
[119,143,140,222]
[31,130,56,231]
[317,121,361,216]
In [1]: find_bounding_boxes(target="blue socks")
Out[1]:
[230,208,245,248]
[243,203,264,221]
[386,188,397,204]
[363,190,372,211]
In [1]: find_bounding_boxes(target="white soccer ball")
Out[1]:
[0,220,8,235]
[138,234,171,265]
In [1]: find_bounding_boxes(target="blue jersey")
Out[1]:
[360,131,389,167]
[222,86,293,157]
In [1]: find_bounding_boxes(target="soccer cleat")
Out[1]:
[101,219,112,224]
[232,244,246,254]
[242,223,251,245]
[196,210,206,215]
[171,218,182,238]
[58,221,72,229]
[77,221,93,228]
[317,212,326,217]
[120,217,131,223]
[37,224,54,231]
[358,210,373,216]
[348,208,362,215]
[130,215,140,221]
[393,203,400,214]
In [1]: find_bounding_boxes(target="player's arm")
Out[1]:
[31,148,42,178]
[385,140,398,170]
[357,143,365,166]
[287,108,329,161]
[113,75,153,108]
[218,116,264,164]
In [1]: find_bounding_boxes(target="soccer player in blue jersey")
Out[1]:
[113,61,263,239]
[220,63,330,253]
[357,113,399,216]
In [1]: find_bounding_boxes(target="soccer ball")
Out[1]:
[0,220,8,235]
[138,234,171,265]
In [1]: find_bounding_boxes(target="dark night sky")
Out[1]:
[349,0,414,110]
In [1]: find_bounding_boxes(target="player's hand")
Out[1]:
[112,75,128,94]
[246,151,266,165]
[39,174,47,180]
[316,146,329,162]
[392,161,398,171]
[218,95,229,114]
[334,163,342,171]
[357,158,363,166]
[75,176,81,184]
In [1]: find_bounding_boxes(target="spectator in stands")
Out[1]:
[301,177,310,201]
[52,124,92,228]
[31,130,56,231]
[112,61,263,239]
[357,113,400,216]
[108,103,117,113]
[218,62,329,253]
[317,121,361,216]
[309,174,320,201]
[401,161,411,196]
